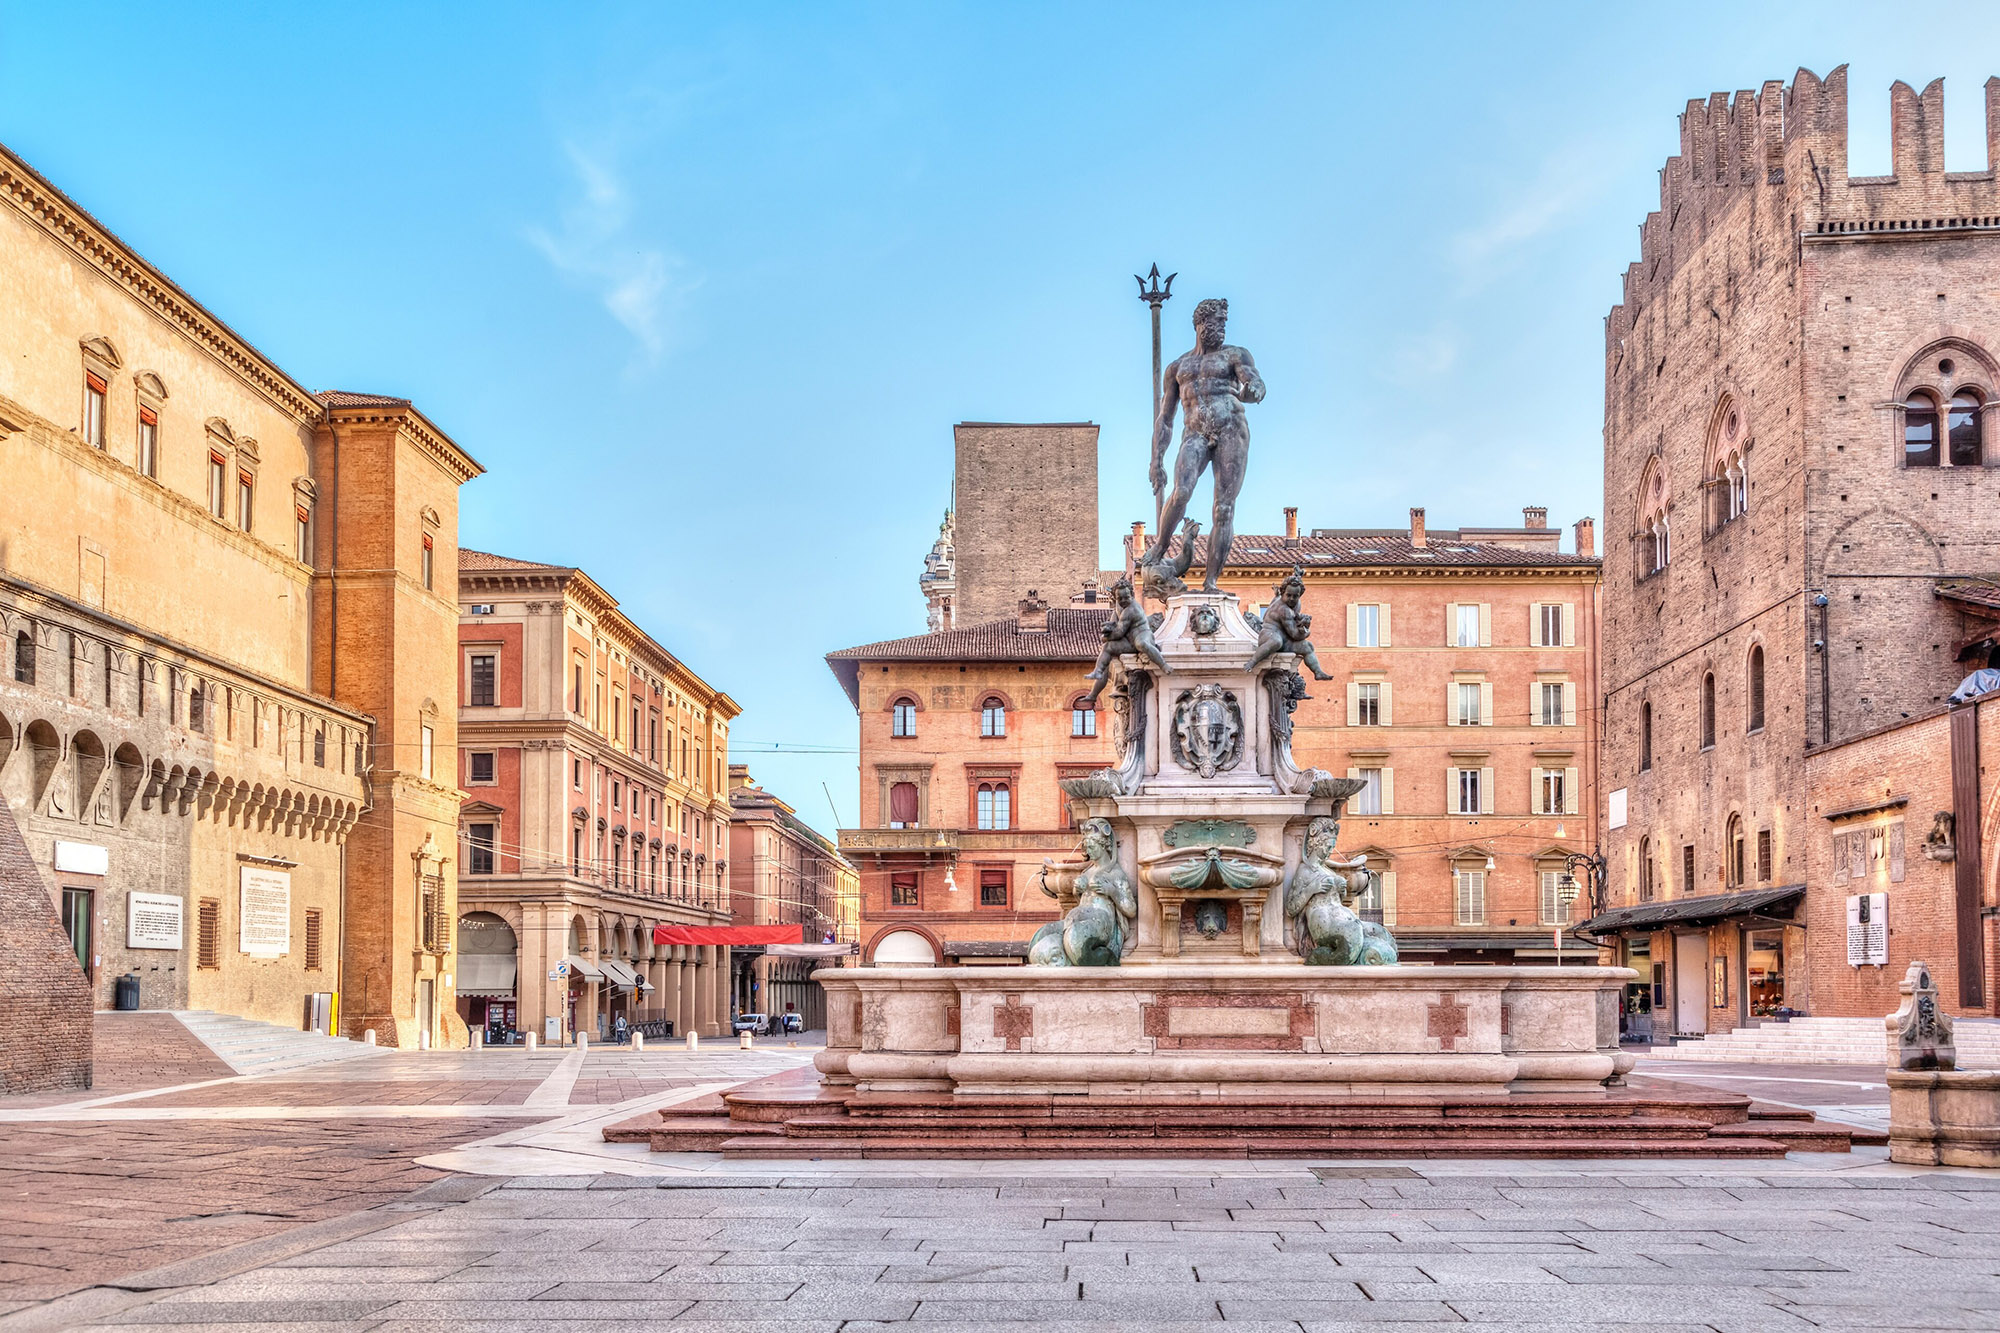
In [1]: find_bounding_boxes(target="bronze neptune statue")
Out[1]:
[1139,298,1265,592]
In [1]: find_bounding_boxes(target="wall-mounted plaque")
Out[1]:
[126,892,183,950]
[239,867,291,957]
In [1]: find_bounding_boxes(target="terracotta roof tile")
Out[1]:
[315,390,414,408]
[1211,533,1599,569]
[828,607,1111,663]
[459,549,569,572]
[826,608,1110,708]
[1937,577,2000,613]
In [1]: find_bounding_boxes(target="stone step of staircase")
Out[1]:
[1647,1014,2000,1066]
[171,1010,386,1076]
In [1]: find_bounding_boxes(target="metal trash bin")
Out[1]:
[114,973,141,1011]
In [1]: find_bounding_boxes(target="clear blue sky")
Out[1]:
[6,4,1997,833]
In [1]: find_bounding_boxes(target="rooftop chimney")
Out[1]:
[1523,505,1547,529]
[1017,590,1050,632]
[1574,516,1596,559]
[1127,520,1148,573]
[1283,506,1299,545]
[1409,507,1427,549]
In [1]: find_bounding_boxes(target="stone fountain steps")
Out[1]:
[621,1072,1863,1159]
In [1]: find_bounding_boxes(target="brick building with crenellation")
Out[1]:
[1589,67,2000,1037]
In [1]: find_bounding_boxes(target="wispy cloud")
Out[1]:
[527,144,685,361]
[1450,149,1603,290]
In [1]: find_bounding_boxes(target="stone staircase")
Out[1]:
[171,1010,385,1076]
[1647,1015,2000,1067]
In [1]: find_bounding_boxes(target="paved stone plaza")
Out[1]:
[3,1017,1998,1332]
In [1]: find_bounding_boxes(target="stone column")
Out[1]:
[662,948,683,1036]
[695,945,716,1035]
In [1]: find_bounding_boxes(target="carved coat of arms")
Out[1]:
[1171,683,1243,779]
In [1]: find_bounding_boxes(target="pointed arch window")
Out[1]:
[1638,459,1670,576]
[1639,701,1653,772]
[1747,646,1765,733]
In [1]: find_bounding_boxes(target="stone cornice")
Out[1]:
[0,147,323,424]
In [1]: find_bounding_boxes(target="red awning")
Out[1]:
[652,924,801,946]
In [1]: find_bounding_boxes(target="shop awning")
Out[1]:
[652,924,801,946]
[562,955,605,981]
[1579,884,1804,935]
[457,953,518,998]
[599,959,644,993]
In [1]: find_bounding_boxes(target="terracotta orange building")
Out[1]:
[828,593,1114,965]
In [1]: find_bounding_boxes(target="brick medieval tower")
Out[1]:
[1599,68,2000,1028]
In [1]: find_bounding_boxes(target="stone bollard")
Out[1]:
[524,1032,538,1053]
[739,1033,753,1050]
[417,1030,430,1051]
[576,1032,589,1052]
[1887,960,2000,1167]
[363,1029,377,1046]
[470,1029,483,1051]
[632,1032,644,1052]
[685,1032,699,1051]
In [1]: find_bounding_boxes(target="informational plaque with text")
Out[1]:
[126,892,184,950]
[1846,891,1888,966]
[239,867,291,957]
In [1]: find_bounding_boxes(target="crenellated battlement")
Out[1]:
[1609,67,2000,335]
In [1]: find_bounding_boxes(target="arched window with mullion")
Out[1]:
[1950,390,1984,466]
[1905,391,1941,467]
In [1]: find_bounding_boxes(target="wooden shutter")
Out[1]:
[1380,768,1394,814]
[1564,766,1579,815]
[1528,602,1542,643]
[304,908,322,971]
[1345,682,1360,727]
[1445,603,1457,646]
[1479,603,1492,647]
[1378,680,1393,726]
[1529,681,1542,725]
[1562,681,1577,726]
[1446,767,1458,811]
[1479,681,1493,726]
[1379,603,1392,647]
[197,899,220,969]
[1562,602,1577,647]
[1481,766,1495,814]
[1379,870,1398,924]
[1346,603,1359,647]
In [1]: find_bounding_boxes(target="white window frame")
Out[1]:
[1354,603,1380,648]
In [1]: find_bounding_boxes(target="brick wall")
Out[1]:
[952,423,1099,624]
[1599,71,2000,987]
[0,789,92,1093]
[1803,699,1996,1016]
